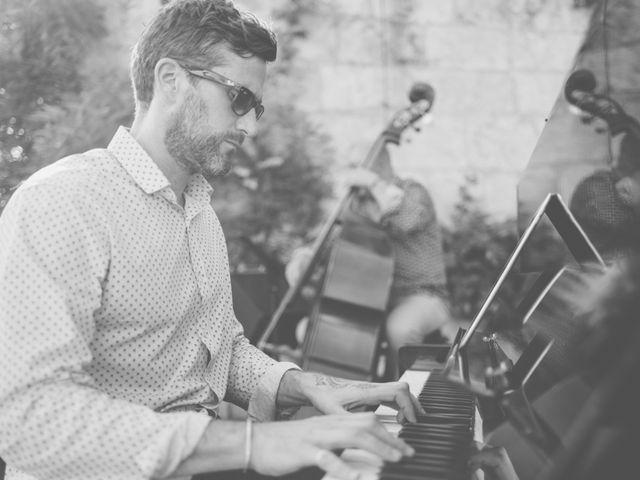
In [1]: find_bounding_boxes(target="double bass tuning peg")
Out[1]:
[415,113,434,131]
[406,114,433,142]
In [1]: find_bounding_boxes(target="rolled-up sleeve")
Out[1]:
[224,324,300,421]
[0,184,209,479]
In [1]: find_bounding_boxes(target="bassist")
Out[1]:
[286,146,453,380]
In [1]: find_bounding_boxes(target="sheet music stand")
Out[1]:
[459,193,603,352]
[443,192,606,455]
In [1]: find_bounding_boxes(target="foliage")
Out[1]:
[211,104,333,265]
[442,176,582,331]
[269,0,317,73]
[442,176,524,324]
[29,63,134,164]
[213,1,335,269]
[0,0,108,210]
[0,0,333,256]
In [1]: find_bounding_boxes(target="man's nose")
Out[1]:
[236,111,258,137]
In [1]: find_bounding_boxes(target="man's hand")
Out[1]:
[343,167,404,219]
[285,246,313,287]
[277,370,426,423]
[252,412,414,479]
[468,441,519,480]
[342,167,380,191]
[172,413,414,480]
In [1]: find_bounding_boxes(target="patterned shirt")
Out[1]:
[0,127,295,479]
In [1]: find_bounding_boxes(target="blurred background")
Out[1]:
[2,0,635,328]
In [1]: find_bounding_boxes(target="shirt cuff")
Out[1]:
[247,361,301,421]
[137,412,212,479]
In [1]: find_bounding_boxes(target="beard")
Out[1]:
[164,91,233,178]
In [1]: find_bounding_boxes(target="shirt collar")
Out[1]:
[108,126,171,194]
[185,174,214,206]
[108,126,213,201]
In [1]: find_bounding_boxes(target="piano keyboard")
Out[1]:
[324,370,482,480]
[381,371,476,480]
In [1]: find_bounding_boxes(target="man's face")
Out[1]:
[165,52,266,177]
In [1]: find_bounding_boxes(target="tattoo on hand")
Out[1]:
[313,374,377,389]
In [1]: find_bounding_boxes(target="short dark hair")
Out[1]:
[130,0,277,110]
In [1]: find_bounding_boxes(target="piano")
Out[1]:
[327,3,640,475]
[322,342,483,480]
[323,193,611,480]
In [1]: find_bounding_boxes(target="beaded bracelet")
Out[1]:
[243,417,253,473]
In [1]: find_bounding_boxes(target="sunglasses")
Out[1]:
[177,62,264,120]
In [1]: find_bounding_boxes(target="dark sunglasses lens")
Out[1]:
[231,88,263,119]
[232,88,255,115]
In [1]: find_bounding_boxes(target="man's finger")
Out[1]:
[410,392,426,417]
[467,444,509,471]
[315,449,360,480]
[393,388,418,423]
[471,440,485,453]
[366,418,415,457]
[468,450,497,470]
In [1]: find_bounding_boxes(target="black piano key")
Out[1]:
[409,443,469,454]
[382,463,464,478]
[402,422,470,431]
[401,428,470,437]
[413,414,471,425]
[381,473,466,480]
[399,439,464,449]
[400,432,468,442]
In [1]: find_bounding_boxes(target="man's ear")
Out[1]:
[153,58,182,104]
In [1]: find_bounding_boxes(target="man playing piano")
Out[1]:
[0,1,423,479]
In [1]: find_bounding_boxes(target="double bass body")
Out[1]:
[301,219,394,380]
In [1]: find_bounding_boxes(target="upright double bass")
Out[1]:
[257,84,434,379]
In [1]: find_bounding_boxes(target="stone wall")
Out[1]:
[518,0,640,229]
[132,0,592,224]
[239,0,591,224]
